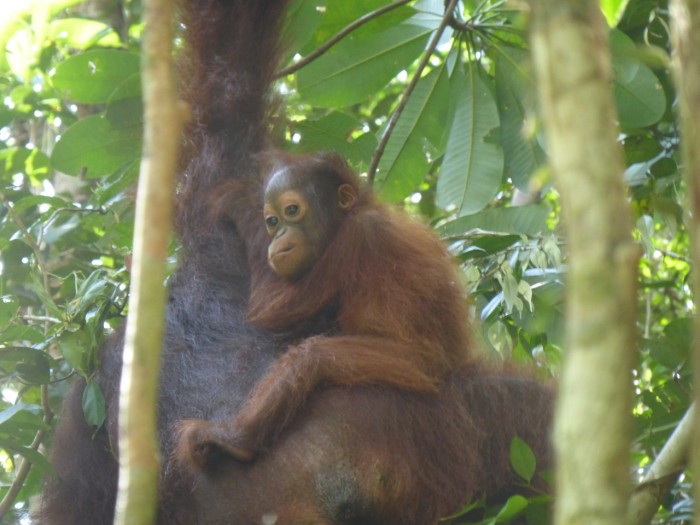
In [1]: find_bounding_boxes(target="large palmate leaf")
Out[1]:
[437,62,503,216]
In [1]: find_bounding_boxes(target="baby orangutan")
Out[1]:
[178,153,473,466]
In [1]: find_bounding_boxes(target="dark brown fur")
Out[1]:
[38,1,553,523]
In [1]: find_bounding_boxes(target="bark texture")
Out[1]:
[114,0,183,523]
[669,1,700,523]
[530,2,639,524]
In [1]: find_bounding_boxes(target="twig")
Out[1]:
[651,245,692,264]
[276,0,413,78]
[22,314,62,324]
[367,0,461,184]
[444,0,473,31]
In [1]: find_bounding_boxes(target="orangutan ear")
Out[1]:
[337,184,358,211]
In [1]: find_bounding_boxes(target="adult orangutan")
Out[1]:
[39,1,553,524]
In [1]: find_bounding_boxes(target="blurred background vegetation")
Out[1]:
[0,0,691,523]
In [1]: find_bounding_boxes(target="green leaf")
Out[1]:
[510,436,537,483]
[437,62,503,215]
[48,18,121,49]
[610,31,666,128]
[294,112,377,165]
[650,157,677,179]
[107,74,143,105]
[0,438,53,474]
[493,46,545,190]
[297,22,431,107]
[645,318,692,369]
[600,0,630,27]
[610,29,639,83]
[0,107,14,128]
[0,295,19,330]
[439,205,549,238]
[377,64,450,201]
[52,49,141,104]
[15,351,51,385]
[440,498,484,520]
[43,215,81,245]
[11,194,69,215]
[460,234,521,259]
[497,264,521,314]
[0,403,43,429]
[51,113,142,177]
[494,494,529,522]
[623,134,663,164]
[58,330,92,375]
[0,147,50,182]
[282,0,324,61]
[309,0,414,51]
[106,97,144,129]
[83,381,106,428]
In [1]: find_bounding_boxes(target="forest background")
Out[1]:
[0,0,693,523]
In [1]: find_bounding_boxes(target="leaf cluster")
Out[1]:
[0,0,692,522]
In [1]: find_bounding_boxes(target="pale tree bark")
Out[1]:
[529,2,639,525]
[113,0,184,523]
[627,405,694,525]
[669,1,700,523]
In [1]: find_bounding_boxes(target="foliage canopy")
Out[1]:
[0,0,692,523]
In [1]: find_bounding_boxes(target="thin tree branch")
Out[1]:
[21,314,62,324]
[276,0,413,78]
[627,404,694,525]
[367,0,460,184]
[0,431,48,517]
[444,0,472,32]
[113,0,183,521]
[652,245,692,264]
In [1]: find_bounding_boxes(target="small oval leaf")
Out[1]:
[83,381,107,428]
[510,436,537,483]
[495,494,529,521]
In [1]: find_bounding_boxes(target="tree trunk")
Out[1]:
[529,2,639,525]
[669,1,700,523]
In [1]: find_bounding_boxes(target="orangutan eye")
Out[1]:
[266,216,279,228]
[284,204,299,217]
